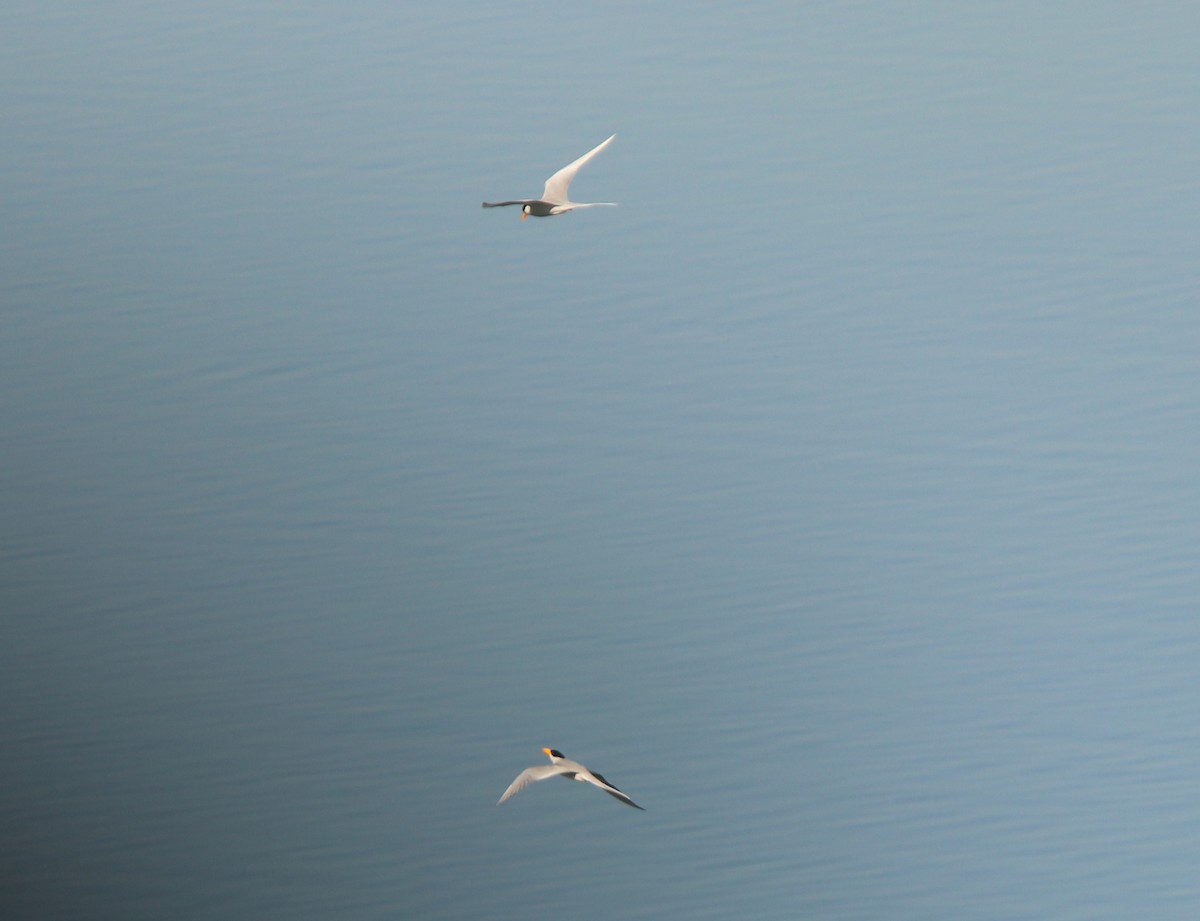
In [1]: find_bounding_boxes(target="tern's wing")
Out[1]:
[482,200,536,208]
[497,764,568,804]
[541,134,615,204]
[579,768,645,810]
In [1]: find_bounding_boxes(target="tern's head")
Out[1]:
[521,204,531,220]
[543,747,564,760]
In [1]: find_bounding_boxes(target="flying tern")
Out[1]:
[482,135,617,219]
[498,748,644,809]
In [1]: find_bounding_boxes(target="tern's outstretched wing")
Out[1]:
[497,764,568,804]
[579,769,645,810]
[541,134,615,204]
[481,200,536,208]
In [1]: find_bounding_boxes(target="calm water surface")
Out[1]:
[3,3,1199,919]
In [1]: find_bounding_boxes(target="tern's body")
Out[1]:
[498,748,644,809]
[482,135,617,219]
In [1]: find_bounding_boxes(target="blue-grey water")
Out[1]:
[3,3,1199,919]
